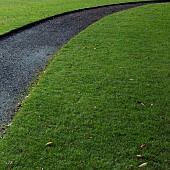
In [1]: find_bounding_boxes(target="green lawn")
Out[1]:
[0,2,169,169]
[0,0,146,35]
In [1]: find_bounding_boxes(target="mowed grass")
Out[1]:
[0,0,146,35]
[0,2,170,170]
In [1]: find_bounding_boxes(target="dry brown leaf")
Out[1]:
[136,154,143,158]
[141,144,146,149]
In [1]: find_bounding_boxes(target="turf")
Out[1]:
[0,0,147,35]
[0,2,169,169]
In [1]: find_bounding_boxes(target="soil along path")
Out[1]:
[0,1,163,125]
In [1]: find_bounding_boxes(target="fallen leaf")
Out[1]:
[139,162,147,168]
[6,160,14,165]
[25,95,29,99]
[137,101,144,105]
[141,144,146,149]
[5,123,12,127]
[46,142,54,147]
[136,154,144,158]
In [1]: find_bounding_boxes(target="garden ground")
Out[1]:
[0,1,169,169]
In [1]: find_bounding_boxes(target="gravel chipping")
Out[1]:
[0,1,164,125]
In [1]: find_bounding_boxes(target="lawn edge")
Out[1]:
[0,0,166,39]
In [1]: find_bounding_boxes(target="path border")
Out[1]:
[0,0,168,40]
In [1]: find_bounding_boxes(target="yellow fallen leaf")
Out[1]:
[139,162,147,168]
[46,142,54,147]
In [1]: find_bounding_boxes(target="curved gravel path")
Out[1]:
[0,1,165,125]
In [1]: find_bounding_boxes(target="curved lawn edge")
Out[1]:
[0,0,150,36]
[0,1,166,127]
[0,2,169,169]
[0,1,153,125]
[0,0,167,39]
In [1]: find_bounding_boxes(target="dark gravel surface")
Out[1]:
[0,1,163,125]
